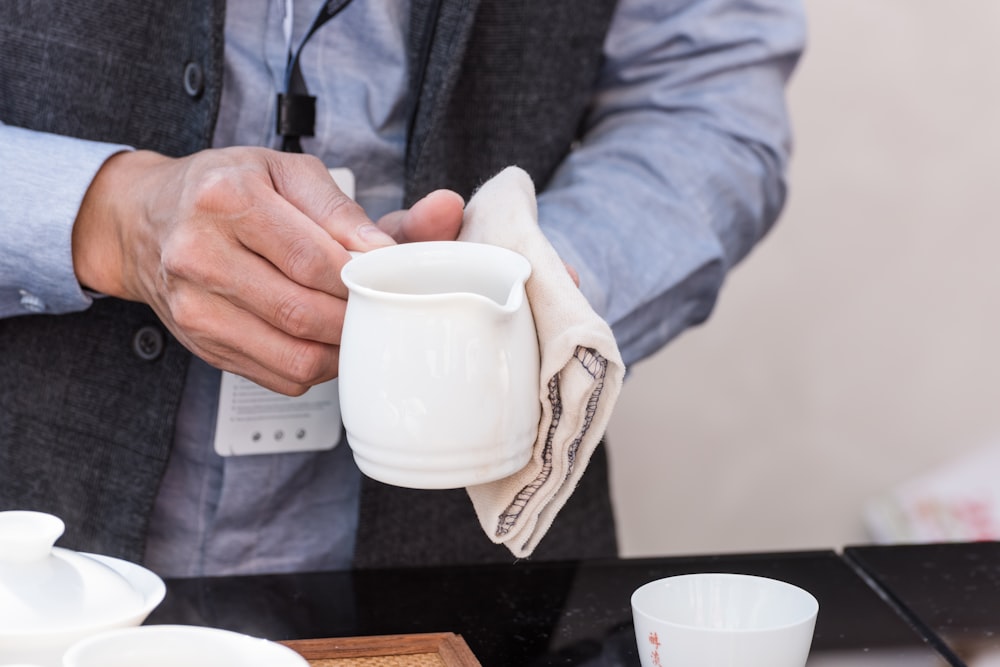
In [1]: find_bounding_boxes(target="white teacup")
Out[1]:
[631,573,819,667]
[339,241,540,489]
[61,625,308,667]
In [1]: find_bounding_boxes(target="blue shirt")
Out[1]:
[0,0,805,575]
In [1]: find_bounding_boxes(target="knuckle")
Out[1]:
[318,188,355,219]
[159,233,200,279]
[166,289,210,336]
[282,236,324,285]
[184,156,257,216]
[295,156,356,215]
[281,382,311,398]
[160,233,225,297]
[281,344,330,387]
[186,168,234,213]
[299,153,326,172]
[271,152,322,184]
[273,290,313,338]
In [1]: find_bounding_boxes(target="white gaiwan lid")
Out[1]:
[0,511,147,634]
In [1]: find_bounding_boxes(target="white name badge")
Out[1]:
[327,167,355,200]
[214,373,342,456]
[213,166,355,457]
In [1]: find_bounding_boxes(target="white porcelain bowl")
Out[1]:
[0,512,165,667]
[62,625,309,667]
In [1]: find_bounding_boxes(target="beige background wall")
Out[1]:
[607,0,1000,558]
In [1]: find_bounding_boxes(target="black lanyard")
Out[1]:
[276,0,356,153]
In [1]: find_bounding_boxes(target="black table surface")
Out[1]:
[847,541,1000,667]
[147,547,963,666]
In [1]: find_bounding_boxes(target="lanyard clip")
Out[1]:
[276,92,317,140]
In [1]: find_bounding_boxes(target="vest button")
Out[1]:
[183,61,205,98]
[132,325,165,361]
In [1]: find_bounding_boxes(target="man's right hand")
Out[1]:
[71,147,462,395]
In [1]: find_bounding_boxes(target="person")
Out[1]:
[0,0,806,575]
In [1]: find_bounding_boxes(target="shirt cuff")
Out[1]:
[0,124,132,317]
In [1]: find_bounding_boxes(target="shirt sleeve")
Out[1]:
[0,123,131,318]
[537,0,806,368]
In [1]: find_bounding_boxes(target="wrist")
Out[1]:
[71,149,162,298]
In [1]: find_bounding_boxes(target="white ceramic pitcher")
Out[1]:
[339,241,540,489]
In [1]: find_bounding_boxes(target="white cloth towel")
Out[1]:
[458,167,626,558]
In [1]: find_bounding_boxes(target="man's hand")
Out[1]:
[72,147,464,395]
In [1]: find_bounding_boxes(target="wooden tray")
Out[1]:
[282,633,482,667]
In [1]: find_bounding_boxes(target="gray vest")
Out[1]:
[0,0,618,567]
